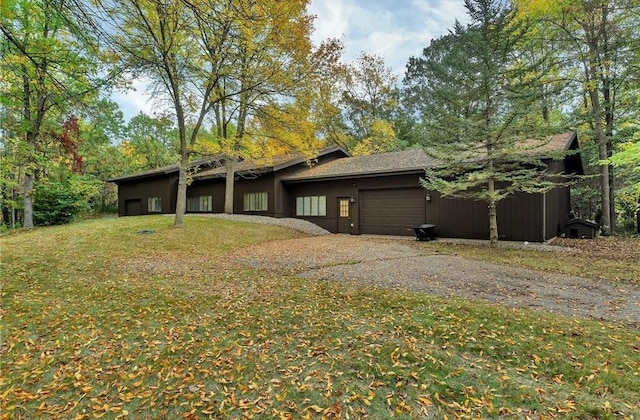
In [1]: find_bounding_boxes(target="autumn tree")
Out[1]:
[125,112,179,170]
[207,0,323,214]
[339,53,400,153]
[100,0,235,226]
[404,0,562,247]
[609,130,640,232]
[1,0,104,228]
[304,38,352,150]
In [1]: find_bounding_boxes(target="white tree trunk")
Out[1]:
[488,178,498,247]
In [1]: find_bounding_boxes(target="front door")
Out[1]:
[337,197,351,233]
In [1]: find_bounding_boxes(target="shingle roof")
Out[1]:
[519,131,577,156]
[283,148,438,182]
[108,158,216,183]
[109,146,347,183]
[193,146,347,180]
[194,153,300,179]
[283,131,577,182]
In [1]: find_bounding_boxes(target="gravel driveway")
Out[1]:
[231,235,640,325]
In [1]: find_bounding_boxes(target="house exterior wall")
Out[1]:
[117,174,178,216]
[543,160,572,240]
[186,150,348,217]
[113,149,577,242]
[186,181,226,213]
[272,151,349,218]
[284,173,424,235]
[284,173,554,242]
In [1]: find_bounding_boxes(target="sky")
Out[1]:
[112,0,469,121]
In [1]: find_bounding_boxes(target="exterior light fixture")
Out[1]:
[426,193,432,202]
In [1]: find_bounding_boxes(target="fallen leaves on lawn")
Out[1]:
[1,217,639,419]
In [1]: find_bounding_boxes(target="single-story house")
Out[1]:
[111,132,584,242]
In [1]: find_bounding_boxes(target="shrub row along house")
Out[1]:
[111,132,584,242]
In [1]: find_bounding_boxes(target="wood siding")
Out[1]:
[113,148,577,242]
[283,173,565,242]
[117,174,178,216]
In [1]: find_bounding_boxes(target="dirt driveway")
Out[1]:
[231,235,640,325]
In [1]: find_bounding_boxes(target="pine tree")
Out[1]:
[404,0,564,246]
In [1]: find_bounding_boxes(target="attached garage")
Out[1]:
[360,188,426,236]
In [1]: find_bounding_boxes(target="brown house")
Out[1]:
[111,132,584,242]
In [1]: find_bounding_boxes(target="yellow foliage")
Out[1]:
[352,119,396,156]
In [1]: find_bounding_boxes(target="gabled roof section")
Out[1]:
[283,148,438,182]
[283,131,580,182]
[108,146,348,183]
[193,146,348,180]
[519,131,578,156]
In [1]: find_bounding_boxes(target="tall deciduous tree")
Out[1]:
[102,0,234,226]
[340,53,400,152]
[126,112,179,169]
[516,0,640,234]
[208,0,321,214]
[404,0,562,246]
[1,0,103,228]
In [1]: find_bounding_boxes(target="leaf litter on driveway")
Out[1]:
[231,235,640,324]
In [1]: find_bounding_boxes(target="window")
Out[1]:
[296,195,326,216]
[148,197,162,213]
[339,198,349,217]
[187,196,212,212]
[244,192,268,211]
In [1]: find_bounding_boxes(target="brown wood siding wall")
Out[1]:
[544,160,572,240]
[284,173,549,241]
[272,151,349,217]
[186,150,349,217]
[188,175,276,215]
[186,182,226,213]
[116,150,570,243]
[117,174,178,216]
[284,178,359,233]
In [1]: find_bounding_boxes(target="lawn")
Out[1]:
[1,216,639,419]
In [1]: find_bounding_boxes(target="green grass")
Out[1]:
[1,216,639,419]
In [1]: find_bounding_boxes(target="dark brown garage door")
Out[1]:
[360,188,425,236]
[125,199,142,216]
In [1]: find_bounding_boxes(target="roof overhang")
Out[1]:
[282,168,427,183]
[109,167,179,184]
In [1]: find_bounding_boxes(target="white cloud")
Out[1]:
[308,0,361,45]
[111,77,159,122]
[309,0,469,76]
[113,1,470,120]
